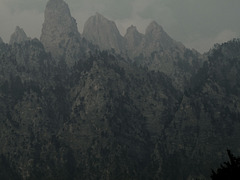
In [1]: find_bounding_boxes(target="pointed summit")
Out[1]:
[83,13,125,53]
[143,21,177,51]
[9,26,29,45]
[42,0,79,34]
[145,21,168,42]
[146,21,164,34]
[125,25,140,35]
[40,0,81,61]
[125,25,143,43]
[95,12,107,21]
[124,25,144,58]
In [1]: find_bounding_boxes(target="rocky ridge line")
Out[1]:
[83,12,125,54]
[9,26,30,45]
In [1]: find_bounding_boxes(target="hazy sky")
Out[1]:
[0,0,239,53]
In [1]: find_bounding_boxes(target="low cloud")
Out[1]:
[214,30,238,44]
[184,30,239,53]
[114,0,171,35]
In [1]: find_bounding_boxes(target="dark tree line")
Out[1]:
[211,150,240,180]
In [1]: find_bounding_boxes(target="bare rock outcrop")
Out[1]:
[9,26,30,45]
[40,0,84,64]
[142,21,185,56]
[124,25,144,58]
[83,13,125,54]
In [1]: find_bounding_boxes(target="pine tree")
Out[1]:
[211,150,240,180]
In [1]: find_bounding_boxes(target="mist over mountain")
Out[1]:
[0,0,240,179]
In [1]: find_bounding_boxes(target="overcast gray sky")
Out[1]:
[0,0,239,53]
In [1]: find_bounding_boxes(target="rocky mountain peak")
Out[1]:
[94,12,107,21]
[40,0,81,60]
[145,21,167,40]
[9,26,29,45]
[146,21,163,33]
[125,25,143,44]
[124,25,144,58]
[125,25,139,35]
[143,21,178,52]
[44,0,79,33]
[83,13,125,53]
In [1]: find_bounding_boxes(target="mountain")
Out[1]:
[1,0,240,179]
[130,21,203,91]
[40,0,90,66]
[0,40,61,179]
[2,34,239,180]
[142,21,183,55]
[83,15,203,91]
[83,13,125,54]
[124,20,185,58]
[161,39,240,179]
[9,26,30,45]
[0,39,181,179]
[124,25,144,58]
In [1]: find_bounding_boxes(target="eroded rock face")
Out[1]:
[40,0,82,63]
[83,13,125,54]
[9,26,29,45]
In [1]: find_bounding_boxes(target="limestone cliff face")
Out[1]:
[9,26,29,45]
[40,0,84,65]
[83,13,125,54]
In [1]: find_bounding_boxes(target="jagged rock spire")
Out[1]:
[145,21,164,35]
[9,26,29,45]
[40,0,81,61]
[125,25,143,46]
[124,25,144,58]
[144,21,175,50]
[83,12,125,53]
[41,0,79,36]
